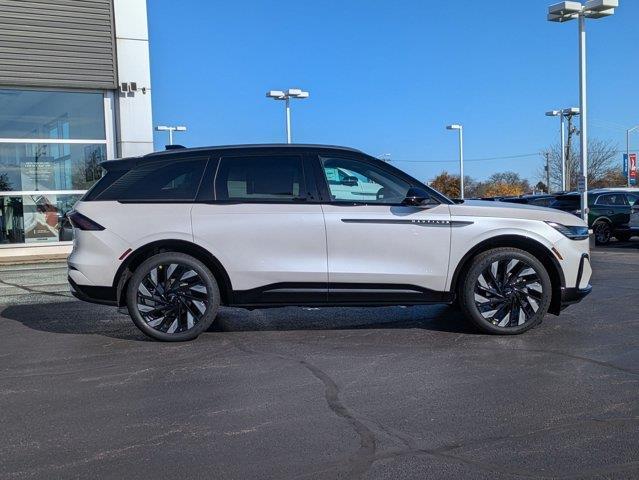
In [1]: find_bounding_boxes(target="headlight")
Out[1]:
[546,221,589,240]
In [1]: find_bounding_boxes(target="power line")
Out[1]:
[390,148,638,165]
[391,153,540,164]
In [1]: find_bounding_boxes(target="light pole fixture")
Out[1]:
[156,125,187,146]
[446,124,464,199]
[547,0,619,221]
[266,88,309,144]
[627,125,639,187]
[545,107,580,191]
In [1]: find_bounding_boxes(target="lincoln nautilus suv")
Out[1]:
[68,144,592,341]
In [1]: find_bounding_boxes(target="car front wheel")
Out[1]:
[459,248,552,335]
[126,252,220,341]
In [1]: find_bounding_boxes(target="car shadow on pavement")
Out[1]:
[1,301,151,342]
[210,304,478,335]
[596,239,639,251]
[2,300,477,341]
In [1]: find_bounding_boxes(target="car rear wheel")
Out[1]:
[459,248,552,335]
[614,232,631,242]
[593,221,612,245]
[126,252,220,341]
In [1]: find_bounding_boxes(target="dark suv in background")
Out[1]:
[550,190,631,245]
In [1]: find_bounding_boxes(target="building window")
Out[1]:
[0,89,108,246]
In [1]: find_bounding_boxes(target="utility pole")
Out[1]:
[545,108,578,190]
[545,152,551,193]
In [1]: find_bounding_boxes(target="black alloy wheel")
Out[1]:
[459,248,552,334]
[126,252,220,341]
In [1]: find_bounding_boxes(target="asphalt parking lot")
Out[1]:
[1,243,638,479]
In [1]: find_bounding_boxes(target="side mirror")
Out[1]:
[402,187,436,207]
[342,176,359,187]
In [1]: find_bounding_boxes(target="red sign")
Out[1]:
[631,153,637,184]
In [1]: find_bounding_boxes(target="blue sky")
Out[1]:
[148,0,638,184]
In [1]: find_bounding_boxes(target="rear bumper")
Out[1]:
[560,284,592,309]
[69,276,117,306]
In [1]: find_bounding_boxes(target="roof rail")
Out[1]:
[165,144,186,150]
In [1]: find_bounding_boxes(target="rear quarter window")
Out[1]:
[94,158,208,202]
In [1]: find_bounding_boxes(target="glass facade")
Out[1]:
[0,89,107,246]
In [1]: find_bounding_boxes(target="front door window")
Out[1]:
[320,157,412,204]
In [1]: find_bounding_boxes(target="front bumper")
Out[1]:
[560,284,592,309]
[558,251,592,309]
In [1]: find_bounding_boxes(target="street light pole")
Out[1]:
[458,126,464,199]
[266,89,309,144]
[446,124,464,199]
[547,0,619,222]
[285,97,291,144]
[627,126,639,187]
[578,13,588,221]
[156,125,187,146]
[560,113,566,190]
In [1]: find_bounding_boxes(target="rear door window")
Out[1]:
[96,157,208,201]
[215,155,305,202]
[596,194,627,206]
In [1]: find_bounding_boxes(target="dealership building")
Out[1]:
[0,0,153,262]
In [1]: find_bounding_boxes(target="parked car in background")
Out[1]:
[67,144,591,341]
[550,190,631,245]
[500,194,557,208]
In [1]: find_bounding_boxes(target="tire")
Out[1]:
[593,221,612,245]
[614,232,631,242]
[458,248,552,335]
[126,252,220,341]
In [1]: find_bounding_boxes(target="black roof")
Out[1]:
[147,143,363,157]
[101,144,365,170]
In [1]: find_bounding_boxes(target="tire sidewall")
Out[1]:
[460,248,552,335]
[126,252,220,341]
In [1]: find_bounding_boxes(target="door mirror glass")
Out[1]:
[402,187,436,207]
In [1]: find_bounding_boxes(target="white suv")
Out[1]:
[68,144,592,341]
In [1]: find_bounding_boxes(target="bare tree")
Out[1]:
[540,138,621,191]
[0,173,13,191]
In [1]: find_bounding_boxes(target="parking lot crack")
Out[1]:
[0,277,71,299]
[231,340,377,479]
[485,347,639,376]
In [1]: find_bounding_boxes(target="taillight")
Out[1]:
[68,211,105,231]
